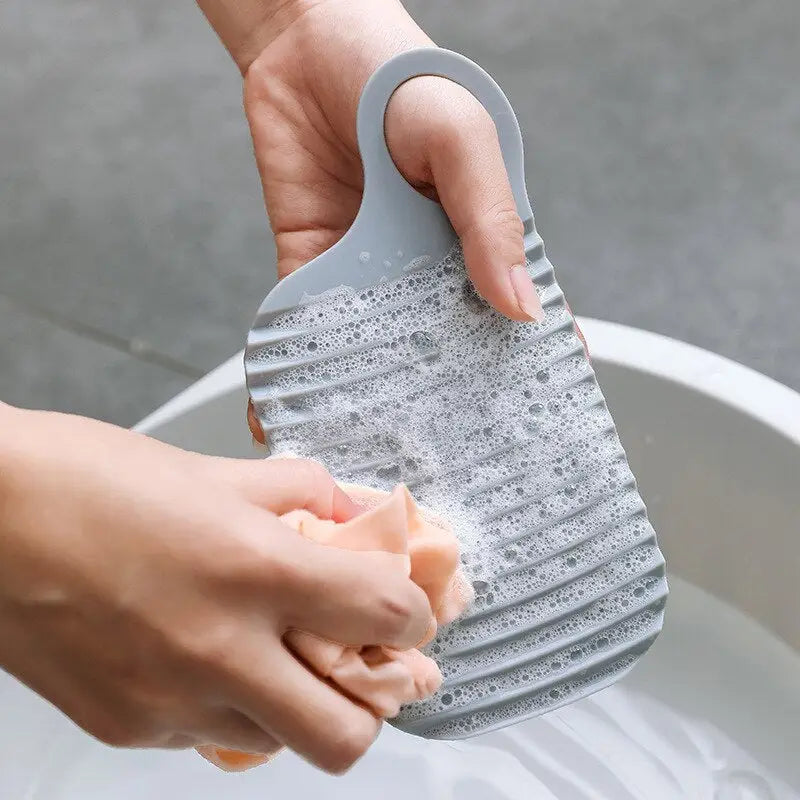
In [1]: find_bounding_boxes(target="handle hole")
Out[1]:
[382,74,498,205]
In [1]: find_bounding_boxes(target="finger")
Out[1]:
[427,97,544,323]
[279,540,432,650]
[215,457,362,523]
[274,226,354,280]
[195,744,276,772]
[231,643,382,774]
[243,73,363,280]
[387,78,544,323]
[565,301,589,358]
[188,709,283,756]
[247,400,267,445]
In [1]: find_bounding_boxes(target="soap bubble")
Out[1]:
[247,239,664,736]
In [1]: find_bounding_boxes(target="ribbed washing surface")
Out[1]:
[245,237,667,739]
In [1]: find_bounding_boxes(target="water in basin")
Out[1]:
[16,576,799,799]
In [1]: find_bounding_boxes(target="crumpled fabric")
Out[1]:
[197,483,473,772]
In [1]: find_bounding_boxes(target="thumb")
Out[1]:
[388,78,544,323]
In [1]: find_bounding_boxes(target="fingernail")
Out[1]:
[510,265,544,322]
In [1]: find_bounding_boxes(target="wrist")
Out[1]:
[197,0,328,74]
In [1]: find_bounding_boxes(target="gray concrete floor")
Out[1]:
[2,0,799,427]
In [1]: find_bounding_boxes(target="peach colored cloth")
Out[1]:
[197,484,472,772]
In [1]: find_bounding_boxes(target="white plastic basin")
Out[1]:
[2,319,798,799]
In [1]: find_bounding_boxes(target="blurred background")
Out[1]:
[2,0,799,427]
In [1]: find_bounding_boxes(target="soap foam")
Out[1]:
[247,240,666,736]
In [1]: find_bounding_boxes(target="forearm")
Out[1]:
[0,403,25,516]
[196,0,323,73]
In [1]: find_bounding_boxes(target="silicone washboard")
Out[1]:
[244,48,668,740]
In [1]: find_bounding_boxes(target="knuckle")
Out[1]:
[469,200,523,239]
[164,614,245,680]
[268,457,334,502]
[186,623,242,676]
[376,593,414,639]
[292,457,331,488]
[370,580,427,643]
[322,716,379,774]
[460,199,523,251]
[489,203,525,236]
[358,556,430,643]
